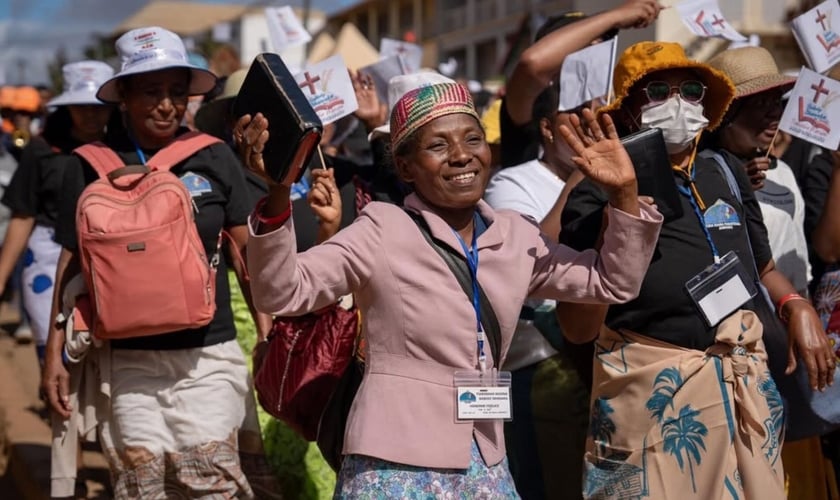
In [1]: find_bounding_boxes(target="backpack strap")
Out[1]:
[699,149,776,310]
[147,131,223,172]
[74,142,127,180]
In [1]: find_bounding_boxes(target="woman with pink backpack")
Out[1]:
[41,27,277,498]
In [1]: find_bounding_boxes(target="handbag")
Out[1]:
[702,150,840,439]
[253,303,360,441]
[314,210,503,471]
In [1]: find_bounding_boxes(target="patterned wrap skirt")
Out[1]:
[584,310,786,500]
[334,439,520,499]
[101,340,280,499]
[22,224,61,346]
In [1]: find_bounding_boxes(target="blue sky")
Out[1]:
[0,0,359,85]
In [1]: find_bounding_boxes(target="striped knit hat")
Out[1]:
[390,82,480,153]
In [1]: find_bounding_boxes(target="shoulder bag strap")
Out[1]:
[700,150,776,309]
[405,210,502,365]
[74,142,127,180]
[146,131,223,171]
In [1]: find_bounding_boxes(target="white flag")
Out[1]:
[265,6,312,52]
[791,0,840,74]
[359,55,408,112]
[779,67,840,150]
[676,0,747,42]
[558,38,617,112]
[296,55,359,126]
[380,38,423,73]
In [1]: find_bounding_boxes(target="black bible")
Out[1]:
[620,127,683,222]
[233,53,323,185]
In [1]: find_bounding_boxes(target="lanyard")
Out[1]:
[452,214,485,372]
[675,164,721,264]
[132,141,147,166]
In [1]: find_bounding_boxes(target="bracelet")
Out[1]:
[254,197,292,226]
[777,293,809,322]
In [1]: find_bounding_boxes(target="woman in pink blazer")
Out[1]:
[244,82,662,497]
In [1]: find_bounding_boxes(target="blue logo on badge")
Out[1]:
[180,172,212,197]
[459,391,477,403]
[704,199,741,229]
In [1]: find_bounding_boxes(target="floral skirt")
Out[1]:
[334,439,520,499]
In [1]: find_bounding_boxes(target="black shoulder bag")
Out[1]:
[316,211,503,471]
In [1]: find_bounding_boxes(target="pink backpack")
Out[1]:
[74,131,223,339]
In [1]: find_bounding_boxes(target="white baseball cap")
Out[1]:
[97,26,217,103]
[48,61,114,107]
[369,71,455,139]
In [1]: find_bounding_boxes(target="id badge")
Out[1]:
[685,251,756,327]
[454,369,512,421]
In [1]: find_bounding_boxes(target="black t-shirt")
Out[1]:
[56,129,253,350]
[561,152,773,350]
[2,135,81,227]
[499,97,539,168]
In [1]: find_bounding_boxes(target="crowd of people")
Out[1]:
[0,0,839,498]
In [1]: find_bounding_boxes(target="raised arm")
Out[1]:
[505,0,662,126]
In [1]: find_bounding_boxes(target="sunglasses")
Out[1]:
[642,80,706,104]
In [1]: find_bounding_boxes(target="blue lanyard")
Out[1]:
[676,167,721,263]
[132,141,147,166]
[452,213,486,371]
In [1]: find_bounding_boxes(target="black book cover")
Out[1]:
[620,128,683,222]
[233,53,323,185]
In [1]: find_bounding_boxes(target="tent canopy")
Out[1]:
[308,23,379,71]
[115,1,249,36]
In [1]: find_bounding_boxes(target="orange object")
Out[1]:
[11,86,41,113]
[0,86,15,109]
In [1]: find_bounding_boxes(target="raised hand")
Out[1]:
[559,108,639,210]
[743,156,771,190]
[233,112,272,184]
[308,168,342,242]
[613,0,664,30]
[351,70,387,132]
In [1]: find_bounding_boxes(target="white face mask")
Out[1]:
[639,96,709,154]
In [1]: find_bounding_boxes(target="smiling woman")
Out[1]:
[245,80,664,497]
[42,25,279,499]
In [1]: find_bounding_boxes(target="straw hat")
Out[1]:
[97,27,217,103]
[48,61,114,107]
[707,46,795,99]
[194,68,247,138]
[599,41,735,130]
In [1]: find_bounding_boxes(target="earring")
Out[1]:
[547,133,554,143]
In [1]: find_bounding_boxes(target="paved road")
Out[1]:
[0,334,110,499]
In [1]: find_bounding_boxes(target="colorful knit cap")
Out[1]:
[390,82,480,153]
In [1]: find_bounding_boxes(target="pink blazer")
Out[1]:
[248,193,662,469]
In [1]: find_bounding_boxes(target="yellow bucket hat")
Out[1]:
[599,41,736,131]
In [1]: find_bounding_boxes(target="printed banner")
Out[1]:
[380,38,423,73]
[265,6,312,52]
[779,67,840,150]
[675,0,747,42]
[559,38,617,111]
[791,0,840,74]
[295,55,359,125]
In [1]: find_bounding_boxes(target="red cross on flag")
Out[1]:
[380,38,423,73]
[294,54,359,125]
[675,0,746,42]
[779,67,840,150]
[265,6,312,52]
[791,0,840,74]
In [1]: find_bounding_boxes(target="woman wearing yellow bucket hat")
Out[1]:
[558,41,834,499]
